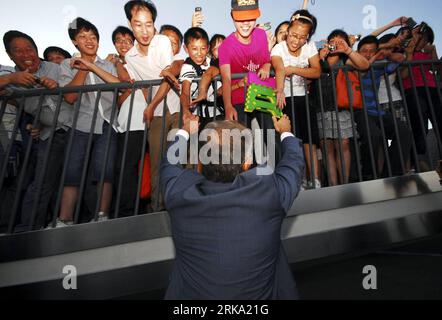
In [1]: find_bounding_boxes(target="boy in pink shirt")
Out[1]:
[219,0,272,124]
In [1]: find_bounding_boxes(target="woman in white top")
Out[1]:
[271,10,321,189]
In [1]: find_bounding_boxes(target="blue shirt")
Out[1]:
[361,62,400,116]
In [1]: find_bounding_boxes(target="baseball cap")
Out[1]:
[231,0,261,21]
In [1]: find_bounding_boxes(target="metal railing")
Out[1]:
[0,60,441,234]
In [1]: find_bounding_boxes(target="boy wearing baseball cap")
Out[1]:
[219,0,272,127]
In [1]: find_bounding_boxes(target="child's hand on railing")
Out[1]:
[160,68,180,91]
[258,64,271,81]
[190,92,208,107]
[143,105,155,126]
[38,77,58,90]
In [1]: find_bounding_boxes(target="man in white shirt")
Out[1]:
[124,0,182,212]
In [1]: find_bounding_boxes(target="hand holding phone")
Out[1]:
[192,7,204,27]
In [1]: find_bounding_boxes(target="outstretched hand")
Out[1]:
[182,111,200,135]
[272,115,292,134]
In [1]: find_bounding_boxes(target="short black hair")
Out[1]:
[112,26,135,44]
[43,46,72,60]
[379,33,396,45]
[289,10,317,39]
[209,34,226,49]
[160,25,184,46]
[68,17,100,42]
[183,27,209,47]
[3,30,38,55]
[124,0,157,22]
[419,23,435,44]
[274,21,290,38]
[358,35,379,51]
[327,29,350,45]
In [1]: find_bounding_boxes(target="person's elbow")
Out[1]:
[63,93,77,105]
[311,67,321,79]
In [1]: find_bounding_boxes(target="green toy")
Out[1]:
[245,83,283,118]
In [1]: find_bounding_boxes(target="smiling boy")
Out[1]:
[219,0,271,124]
[180,27,222,128]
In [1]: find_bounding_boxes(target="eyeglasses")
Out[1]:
[287,32,308,42]
[115,39,134,45]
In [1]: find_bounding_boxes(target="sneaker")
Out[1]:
[97,213,108,222]
[45,219,73,229]
[301,179,308,191]
[314,179,322,189]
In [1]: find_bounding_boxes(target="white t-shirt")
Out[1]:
[271,41,318,97]
[379,73,402,104]
[179,57,221,118]
[125,35,180,117]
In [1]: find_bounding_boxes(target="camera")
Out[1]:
[405,17,417,29]
[328,44,337,52]
[195,7,202,12]
[418,22,428,34]
[353,34,362,41]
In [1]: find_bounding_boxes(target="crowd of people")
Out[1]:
[0,0,441,233]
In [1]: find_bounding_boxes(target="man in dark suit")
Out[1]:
[161,114,305,300]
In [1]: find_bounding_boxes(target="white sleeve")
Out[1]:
[271,43,284,58]
[158,36,174,69]
[179,64,196,83]
[307,42,319,59]
[58,59,75,87]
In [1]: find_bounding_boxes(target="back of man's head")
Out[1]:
[200,121,253,183]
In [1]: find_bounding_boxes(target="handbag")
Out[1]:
[336,69,363,110]
[140,153,151,200]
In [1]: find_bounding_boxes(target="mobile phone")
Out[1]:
[258,22,272,31]
[406,18,417,29]
[195,7,202,12]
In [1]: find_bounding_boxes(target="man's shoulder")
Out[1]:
[39,61,61,76]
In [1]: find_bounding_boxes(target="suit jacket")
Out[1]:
[161,133,305,300]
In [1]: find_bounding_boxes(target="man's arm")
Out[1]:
[370,17,408,37]
[160,113,200,204]
[272,116,305,213]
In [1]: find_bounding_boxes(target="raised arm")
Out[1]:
[370,16,408,37]
[271,55,287,110]
[272,115,305,213]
